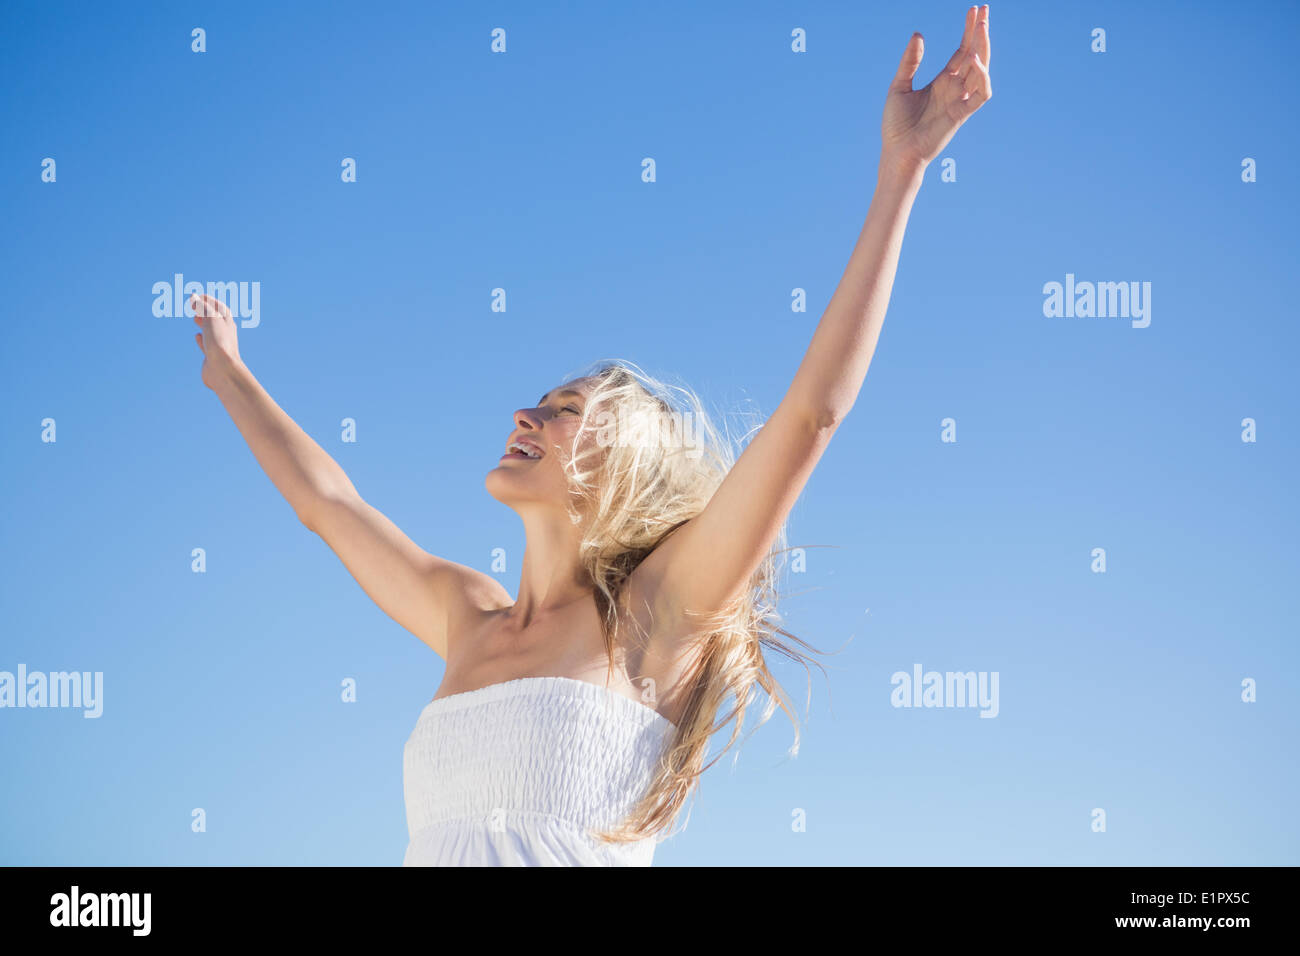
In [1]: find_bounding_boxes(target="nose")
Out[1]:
[513,406,544,431]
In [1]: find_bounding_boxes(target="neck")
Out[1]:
[506,504,590,629]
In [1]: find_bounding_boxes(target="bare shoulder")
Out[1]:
[426,560,513,661]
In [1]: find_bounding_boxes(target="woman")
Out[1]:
[190,7,992,866]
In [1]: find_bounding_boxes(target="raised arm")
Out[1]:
[633,7,993,624]
[191,293,503,659]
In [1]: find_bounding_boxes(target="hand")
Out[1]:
[881,4,992,174]
[191,292,243,390]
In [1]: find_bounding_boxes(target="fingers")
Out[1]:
[945,5,990,76]
[189,292,232,320]
[889,32,924,94]
[960,4,976,52]
[194,331,204,353]
[955,50,992,109]
[956,49,977,87]
[942,6,975,74]
[975,4,990,70]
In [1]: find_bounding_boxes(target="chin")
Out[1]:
[485,466,569,510]
[484,465,510,495]
[484,464,532,502]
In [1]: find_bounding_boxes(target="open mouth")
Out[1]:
[502,440,543,460]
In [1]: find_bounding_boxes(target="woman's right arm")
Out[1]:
[191,293,506,658]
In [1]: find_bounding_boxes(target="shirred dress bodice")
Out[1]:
[402,675,675,866]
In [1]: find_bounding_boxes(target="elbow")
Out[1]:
[297,506,320,534]
[298,489,358,535]
[780,383,851,433]
[296,495,332,534]
[785,395,849,434]
[806,405,848,433]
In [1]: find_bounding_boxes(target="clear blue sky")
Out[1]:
[2,0,1296,866]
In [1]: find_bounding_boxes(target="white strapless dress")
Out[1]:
[402,675,677,866]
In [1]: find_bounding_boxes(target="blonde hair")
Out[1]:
[552,358,832,846]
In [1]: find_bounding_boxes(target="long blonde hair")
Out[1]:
[553,359,832,845]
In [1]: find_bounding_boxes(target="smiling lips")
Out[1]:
[503,438,544,460]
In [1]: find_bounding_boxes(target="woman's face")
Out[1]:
[485,376,600,510]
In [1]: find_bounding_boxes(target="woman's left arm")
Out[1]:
[789,3,993,422]
[634,6,993,623]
